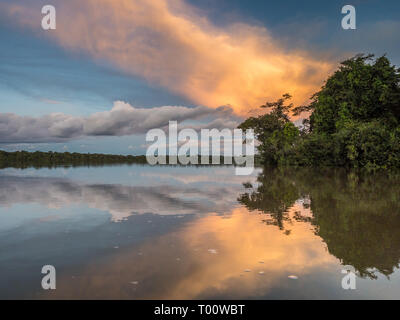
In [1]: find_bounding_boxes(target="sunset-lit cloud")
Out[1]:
[2,0,334,115]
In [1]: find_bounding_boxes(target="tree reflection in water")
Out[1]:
[238,168,400,279]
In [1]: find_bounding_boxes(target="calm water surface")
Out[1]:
[0,165,399,299]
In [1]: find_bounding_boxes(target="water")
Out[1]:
[0,165,399,299]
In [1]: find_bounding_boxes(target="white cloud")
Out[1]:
[0,102,242,143]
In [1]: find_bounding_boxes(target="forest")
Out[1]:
[0,150,232,169]
[0,150,147,169]
[239,54,400,168]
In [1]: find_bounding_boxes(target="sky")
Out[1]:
[0,0,399,154]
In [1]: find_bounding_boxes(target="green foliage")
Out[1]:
[310,54,400,133]
[239,93,300,165]
[0,150,147,169]
[0,151,233,169]
[240,54,400,168]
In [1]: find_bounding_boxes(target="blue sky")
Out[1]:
[0,0,399,154]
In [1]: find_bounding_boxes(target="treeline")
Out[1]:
[239,54,400,168]
[0,150,147,169]
[0,150,243,169]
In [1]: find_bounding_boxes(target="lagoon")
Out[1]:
[0,165,399,299]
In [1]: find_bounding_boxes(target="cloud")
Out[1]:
[0,102,242,143]
[0,112,84,143]
[1,0,334,114]
[40,98,63,105]
[332,20,400,66]
[0,174,244,222]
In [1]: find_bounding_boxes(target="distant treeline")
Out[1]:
[0,150,147,169]
[0,150,249,169]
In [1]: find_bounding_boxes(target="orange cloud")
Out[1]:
[3,0,334,115]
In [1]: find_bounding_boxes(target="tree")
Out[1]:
[239,94,299,165]
[304,54,400,133]
[240,54,400,168]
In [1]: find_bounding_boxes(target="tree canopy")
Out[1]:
[239,54,400,168]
